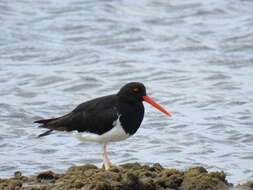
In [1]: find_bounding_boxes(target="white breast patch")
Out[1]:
[72,116,130,144]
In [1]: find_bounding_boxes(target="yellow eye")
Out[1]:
[133,88,139,92]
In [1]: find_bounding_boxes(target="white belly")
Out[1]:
[72,117,130,144]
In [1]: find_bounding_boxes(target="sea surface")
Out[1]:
[0,0,253,184]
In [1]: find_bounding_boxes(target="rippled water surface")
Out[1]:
[1,0,253,184]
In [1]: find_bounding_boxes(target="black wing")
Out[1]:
[35,95,119,137]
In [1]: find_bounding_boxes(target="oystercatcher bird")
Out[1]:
[35,82,172,169]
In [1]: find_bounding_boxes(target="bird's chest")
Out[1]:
[119,102,144,135]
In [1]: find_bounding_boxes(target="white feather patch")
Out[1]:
[72,116,130,144]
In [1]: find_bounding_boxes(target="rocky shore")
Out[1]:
[0,163,252,190]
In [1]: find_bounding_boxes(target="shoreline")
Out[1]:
[0,162,252,190]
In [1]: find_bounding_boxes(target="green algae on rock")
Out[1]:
[236,181,253,190]
[180,166,229,190]
[0,163,232,190]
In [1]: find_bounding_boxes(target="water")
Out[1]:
[0,0,253,184]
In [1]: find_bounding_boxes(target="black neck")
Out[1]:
[118,101,145,135]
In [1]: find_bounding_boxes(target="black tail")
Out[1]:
[38,129,53,138]
[35,118,57,138]
[35,114,73,137]
[34,118,57,124]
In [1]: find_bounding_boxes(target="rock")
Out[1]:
[0,163,243,190]
[237,181,253,190]
[180,166,229,190]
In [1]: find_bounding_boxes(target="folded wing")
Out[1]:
[35,95,119,137]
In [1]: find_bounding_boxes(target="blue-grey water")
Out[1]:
[0,0,253,184]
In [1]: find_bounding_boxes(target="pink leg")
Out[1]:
[101,144,121,170]
[101,144,111,170]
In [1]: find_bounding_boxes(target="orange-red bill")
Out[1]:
[143,96,172,117]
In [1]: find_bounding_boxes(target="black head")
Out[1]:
[117,82,173,117]
[117,82,147,103]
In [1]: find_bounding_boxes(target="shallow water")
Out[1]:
[0,0,253,184]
